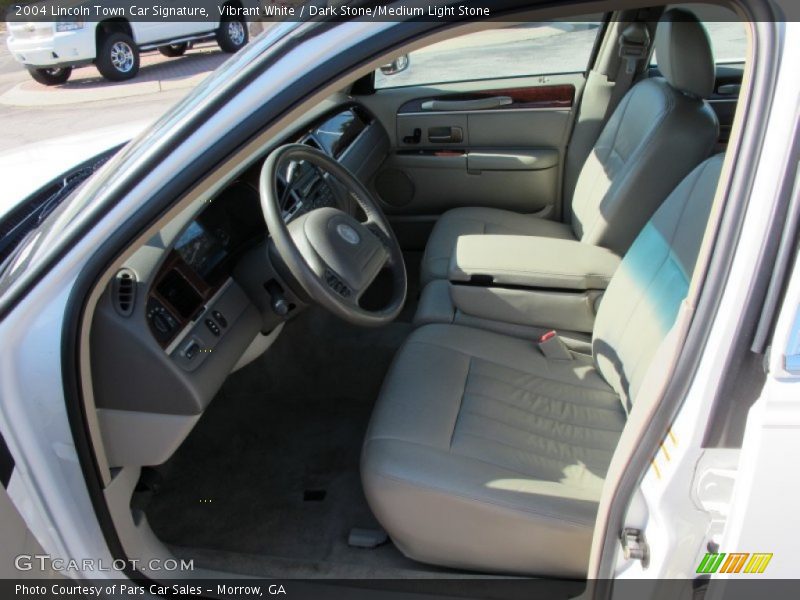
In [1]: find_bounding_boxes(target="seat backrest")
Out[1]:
[592,154,724,407]
[570,9,719,256]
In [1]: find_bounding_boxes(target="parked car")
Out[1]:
[5,2,251,85]
[0,0,798,595]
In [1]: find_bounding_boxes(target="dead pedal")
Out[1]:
[348,527,388,549]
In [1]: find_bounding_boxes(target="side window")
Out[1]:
[653,4,748,65]
[375,19,604,89]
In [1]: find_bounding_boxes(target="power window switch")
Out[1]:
[205,318,221,337]
[212,310,228,328]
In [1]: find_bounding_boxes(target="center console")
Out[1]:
[415,234,621,340]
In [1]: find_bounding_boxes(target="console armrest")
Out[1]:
[448,235,621,290]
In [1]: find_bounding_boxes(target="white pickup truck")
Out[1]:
[5,2,252,85]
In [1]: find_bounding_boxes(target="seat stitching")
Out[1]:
[458,408,621,458]
[582,86,674,243]
[470,368,621,406]
[454,435,611,483]
[367,435,581,482]
[449,357,471,449]
[600,163,703,400]
[599,252,672,400]
[461,393,626,434]
[622,253,688,390]
[455,429,614,472]
[469,367,621,404]
[458,441,609,481]
[616,167,705,395]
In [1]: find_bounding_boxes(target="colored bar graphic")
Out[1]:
[696,552,773,574]
[744,553,773,574]
[697,553,726,574]
[720,553,749,573]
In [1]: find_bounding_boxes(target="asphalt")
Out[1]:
[0,38,228,153]
[0,42,228,107]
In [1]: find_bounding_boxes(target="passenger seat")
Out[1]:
[363,154,725,577]
[420,9,719,285]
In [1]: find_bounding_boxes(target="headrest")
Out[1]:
[655,8,715,99]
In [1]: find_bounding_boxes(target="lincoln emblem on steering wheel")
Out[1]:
[337,223,361,245]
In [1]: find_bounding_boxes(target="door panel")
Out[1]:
[376,148,559,216]
[709,62,744,146]
[359,72,586,220]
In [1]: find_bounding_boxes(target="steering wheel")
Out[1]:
[260,144,407,327]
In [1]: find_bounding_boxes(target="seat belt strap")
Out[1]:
[604,23,651,122]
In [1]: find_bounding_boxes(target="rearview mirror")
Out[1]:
[379,55,410,76]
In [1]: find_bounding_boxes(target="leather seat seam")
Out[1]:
[407,338,609,391]
[455,430,614,472]
[598,164,703,400]
[461,395,626,435]
[469,365,620,400]
[450,357,471,449]
[366,435,608,482]
[582,87,673,243]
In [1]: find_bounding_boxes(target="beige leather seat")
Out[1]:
[420,9,719,285]
[362,155,724,577]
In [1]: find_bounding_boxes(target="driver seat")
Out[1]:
[361,155,723,577]
[420,9,719,286]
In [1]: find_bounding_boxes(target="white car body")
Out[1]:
[0,3,798,592]
[7,19,219,70]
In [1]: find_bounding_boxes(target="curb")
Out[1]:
[0,71,209,107]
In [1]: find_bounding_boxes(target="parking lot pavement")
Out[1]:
[0,42,228,107]
[0,42,229,153]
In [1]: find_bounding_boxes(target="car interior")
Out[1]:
[79,2,749,582]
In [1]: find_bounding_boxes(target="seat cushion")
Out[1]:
[361,324,626,577]
[420,208,575,285]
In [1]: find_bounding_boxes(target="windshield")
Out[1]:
[0,150,115,279]
[0,20,303,295]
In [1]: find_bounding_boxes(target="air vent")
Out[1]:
[112,268,137,317]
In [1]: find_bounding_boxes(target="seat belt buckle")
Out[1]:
[537,330,572,361]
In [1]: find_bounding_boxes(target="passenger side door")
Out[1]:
[355,20,605,247]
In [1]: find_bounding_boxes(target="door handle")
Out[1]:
[421,96,513,112]
[717,83,741,96]
[428,126,463,144]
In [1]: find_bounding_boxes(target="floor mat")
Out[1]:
[145,307,430,576]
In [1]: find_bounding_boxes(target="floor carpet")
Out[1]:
[144,300,441,577]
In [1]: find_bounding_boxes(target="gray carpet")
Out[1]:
[144,304,445,578]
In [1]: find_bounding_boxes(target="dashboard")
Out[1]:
[88,100,390,468]
[143,106,376,362]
